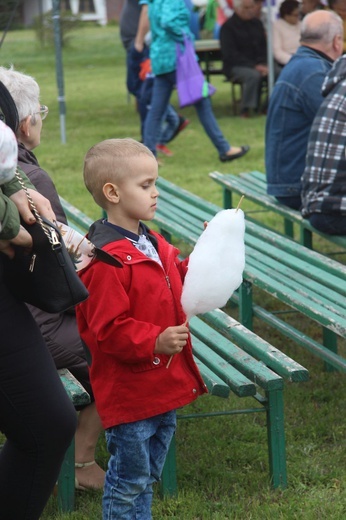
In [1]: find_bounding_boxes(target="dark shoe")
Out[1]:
[240,109,250,119]
[219,145,250,162]
[168,116,190,142]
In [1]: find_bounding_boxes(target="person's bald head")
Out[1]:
[300,10,344,60]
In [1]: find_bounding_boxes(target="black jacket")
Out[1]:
[220,14,267,76]
[17,142,67,224]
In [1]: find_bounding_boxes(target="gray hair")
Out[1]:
[301,10,343,44]
[0,66,40,124]
[233,0,250,9]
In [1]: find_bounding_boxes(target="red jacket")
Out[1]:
[76,220,207,429]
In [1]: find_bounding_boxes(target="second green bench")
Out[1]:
[209,170,346,253]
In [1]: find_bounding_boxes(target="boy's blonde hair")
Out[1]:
[83,138,155,208]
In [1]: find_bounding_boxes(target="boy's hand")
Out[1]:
[155,325,189,356]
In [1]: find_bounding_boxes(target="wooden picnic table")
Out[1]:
[195,39,223,82]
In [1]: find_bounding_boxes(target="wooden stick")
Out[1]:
[236,195,245,212]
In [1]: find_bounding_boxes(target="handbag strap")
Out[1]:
[14,169,58,247]
[176,33,189,58]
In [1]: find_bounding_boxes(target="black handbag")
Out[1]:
[4,172,89,313]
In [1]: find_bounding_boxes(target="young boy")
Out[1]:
[76,138,207,519]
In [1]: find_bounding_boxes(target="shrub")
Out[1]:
[32,9,82,48]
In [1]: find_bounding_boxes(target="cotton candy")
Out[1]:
[181,208,245,320]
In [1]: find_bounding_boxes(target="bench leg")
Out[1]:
[57,437,75,512]
[323,327,338,372]
[159,434,178,497]
[265,389,287,489]
[238,280,253,330]
[283,219,294,239]
[300,227,313,250]
[222,188,233,209]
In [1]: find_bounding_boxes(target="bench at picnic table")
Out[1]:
[59,196,309,493]
[209,170,346,254]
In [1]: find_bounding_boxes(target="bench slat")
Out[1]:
[246,234,346,297]
[246,220,346,277]
[58,368,90,407]
[245,245,346,313]
[202,309,309,382]
[192,336,257,397]
[244,259,346,336]
[192,359,230,398]
[190,318,284,391]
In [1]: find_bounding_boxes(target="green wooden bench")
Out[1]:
[146,177,346,374]
[57,368,90,512]
[60,197,309,492]
[161,308,308,494]
[209,170,346,253]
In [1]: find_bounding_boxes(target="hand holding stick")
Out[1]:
[166,320,188,369]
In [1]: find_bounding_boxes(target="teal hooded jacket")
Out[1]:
[146,0,194,76]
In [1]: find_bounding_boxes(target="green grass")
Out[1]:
[1,26,345,520]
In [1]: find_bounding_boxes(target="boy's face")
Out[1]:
[110,155,159,232]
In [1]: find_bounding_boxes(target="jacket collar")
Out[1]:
[87,220,158,268]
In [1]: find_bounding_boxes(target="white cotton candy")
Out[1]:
[181,209,245,320]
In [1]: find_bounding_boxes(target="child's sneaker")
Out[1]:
[156,144,174,156]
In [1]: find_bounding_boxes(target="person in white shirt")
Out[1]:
[273,0,302,67]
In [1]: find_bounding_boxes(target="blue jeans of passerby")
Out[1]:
[126,44,148,99]
[139,75,180,144]
[126,44,149,140]
[159,105,180,144]
[102,410,176,520]
[144,71,230,157]
[308,213,346,235]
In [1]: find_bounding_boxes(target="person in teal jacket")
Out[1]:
[142,0,250,162]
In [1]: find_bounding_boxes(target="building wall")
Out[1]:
[22,0,125,27]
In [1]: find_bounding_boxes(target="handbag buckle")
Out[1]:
[50,229,61,248]
[29,254,37,272]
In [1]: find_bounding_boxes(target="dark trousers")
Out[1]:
[275,195,302,210]
[0,258,77,520]
[308,213,346,235]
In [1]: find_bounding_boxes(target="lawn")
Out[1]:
[1,24,345,520]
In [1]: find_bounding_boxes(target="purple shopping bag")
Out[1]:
[176,35,216,108]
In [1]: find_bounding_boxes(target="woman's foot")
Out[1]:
[75,460,105,491]
[219,145,250,162]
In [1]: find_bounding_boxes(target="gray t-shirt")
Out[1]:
[119,0,141,51]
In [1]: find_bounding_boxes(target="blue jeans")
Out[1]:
[126,44,148,99]
[103,410,176,520]
[139,76,180,144]
[144,71,230,157]
[160,105,180,144]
